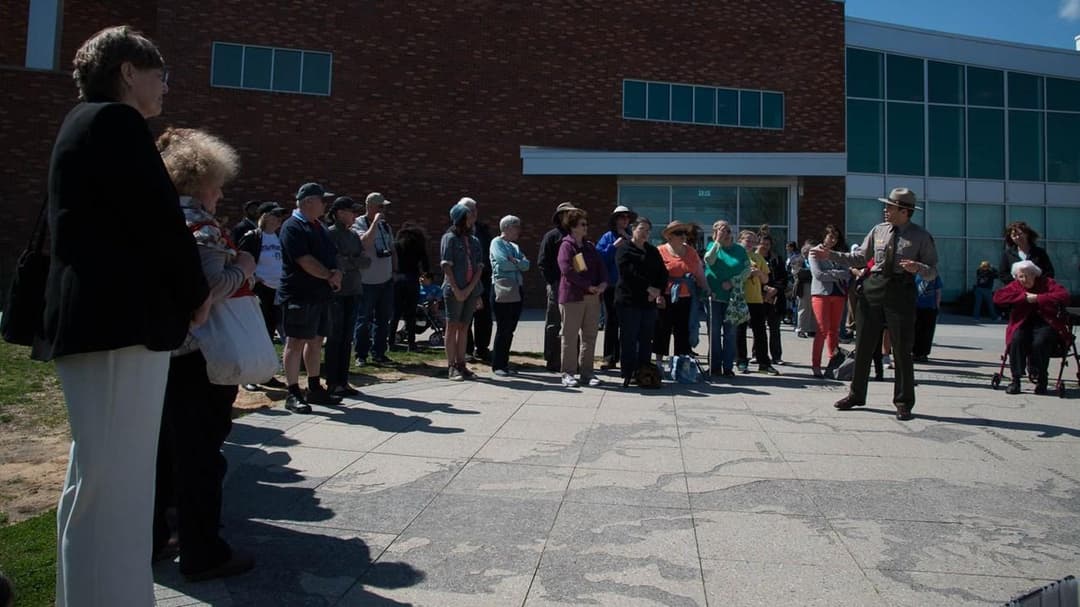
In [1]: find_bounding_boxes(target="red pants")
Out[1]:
[811,295,845,368]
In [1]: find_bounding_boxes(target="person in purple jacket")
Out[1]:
[557,209,608,387]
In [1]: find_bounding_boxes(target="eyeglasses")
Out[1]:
[161,67,170,84]
[671,230,688,237]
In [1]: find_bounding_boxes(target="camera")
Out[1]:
[375,248,393,258]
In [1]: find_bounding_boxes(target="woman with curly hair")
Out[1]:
[154,127,256,581]
[42,26,211,605]
[1000,221,1055,284]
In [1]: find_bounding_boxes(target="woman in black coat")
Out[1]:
[42,26,209,606]
[999,221,1055,284]
[615,216,668,387]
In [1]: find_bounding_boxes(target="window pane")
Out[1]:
[673,186,738,246]
[967,67,1003,107]
[847,100,884,173]
[935,238,965,301]
[928,105,965,178]
[242,46,272,89]
[886,54,923,102]
[928,202,964,237]
[966,204,1003,238]
[1045,206,1080,240]
[1008,110,1045,182]
[693,86,715,124]
[846,197,885,238]
[272,49,301,92]
[740,187,787,226]
[301,52,331,95]
[927,61,963,104]
[647,82,670,120]
[1044,240,1080,293]
[1007,206,1044,235]
[762,92,783,129]
[1047,112,1080,183]
[1008,72,1043,109]
[1046,77,1080,111]
[623,80,646,119]
[968,108,1004,179]
[211,43,243,87]
[887,102,924,176]
[671,84,693,122]
[716,89,738,125]
[965,239,1000,293]
[846,48,883,99]
[618,185,670,224]
[740,90,761,127]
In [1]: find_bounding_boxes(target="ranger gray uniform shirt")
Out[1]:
[832,221,938,280]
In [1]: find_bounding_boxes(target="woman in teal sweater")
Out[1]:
[703,220,750,376]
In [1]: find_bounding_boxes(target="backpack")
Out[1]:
[668,355,701,384]
[832,348,858,381]
[635,364,663,389]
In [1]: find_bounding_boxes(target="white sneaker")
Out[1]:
[882,354,893,369]
[561,373,579,387]
[493,369,510,377]
[586,376,602,387]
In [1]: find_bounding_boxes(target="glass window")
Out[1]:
[762,92,783,129]
[623,80,646,119]
[928,105,965,178]
[1008,110,1045,182]
[740,187,787,226]
[647,82,670,120]
[673,187,738,246]
[966,204,1004,238]
[619,185,670,224]
[1046,77,1080,112]
[1047,112,1080,183]
[1043,240,1080,292]
[967,67,1003,107]
[272,49,301,92]
[1045,206,1080,240]
[847,100,884,173]
[211,43,243,87]
[887,102,924,176]
[242,46,272,90]
[935,238,966,301]
[693,86,715,124]
[846,48,883,99]
[928,202,964,237]
[886,54,924,102]
[967,108,1005,179]
[740,90,761,127]
[845,197,885,239]
[301,51,331,95]
[1007,206,1044,236]
[1008,73,1043,109]
[671,84,693,122]
[927,61,964,104]
[716,89,739,125]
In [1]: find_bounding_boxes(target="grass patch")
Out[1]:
[0,342,65,432]
[0,509,56,607]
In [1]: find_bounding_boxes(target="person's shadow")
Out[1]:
[154,419,426,605]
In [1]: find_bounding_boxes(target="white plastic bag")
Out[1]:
[192,295,279,385]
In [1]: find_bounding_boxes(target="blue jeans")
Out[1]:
[972,286,995,320]
[325,295,361,385]
[617,305,657,379]
[354,279,394,360]
[710,300,736,373]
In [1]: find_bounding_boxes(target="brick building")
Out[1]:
[2,0,1077,304]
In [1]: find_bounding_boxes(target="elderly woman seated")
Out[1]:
[992,260,1070,394]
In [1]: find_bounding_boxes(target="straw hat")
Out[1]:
[661,220,694,241]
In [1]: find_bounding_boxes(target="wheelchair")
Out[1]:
[991,306,1080,398]
[395,299,446,347]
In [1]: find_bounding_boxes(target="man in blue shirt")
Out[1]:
[912,273,943,362]
[278,182,342,413]
[595,205,636,370]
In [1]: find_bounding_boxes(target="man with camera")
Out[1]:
[353,192,397,366]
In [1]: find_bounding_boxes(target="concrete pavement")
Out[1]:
[153,313,1080,606]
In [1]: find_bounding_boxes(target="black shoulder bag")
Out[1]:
[1,197,50,346]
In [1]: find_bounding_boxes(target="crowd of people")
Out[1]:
[28,25,1077,607]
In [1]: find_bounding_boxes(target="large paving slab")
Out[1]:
[155,313,1080,605]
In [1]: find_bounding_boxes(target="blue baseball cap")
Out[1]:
[295,182,334,201]
[449,203,470,224]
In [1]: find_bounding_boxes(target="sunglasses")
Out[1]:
[160,67,170,84]
[671,230,688,237]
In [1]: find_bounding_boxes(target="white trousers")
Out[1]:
[54,345,170,607]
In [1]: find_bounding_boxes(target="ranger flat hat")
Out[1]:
[878,187,922,211]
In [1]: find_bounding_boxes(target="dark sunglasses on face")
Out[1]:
[672,230,688,237]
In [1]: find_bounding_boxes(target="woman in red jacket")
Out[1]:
[993,260,1070,395]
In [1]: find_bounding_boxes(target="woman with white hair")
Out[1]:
[993,260,1070,395]
[489,215,531,376]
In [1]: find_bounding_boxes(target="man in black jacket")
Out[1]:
[230,199,261,245]
[537,202,578,372]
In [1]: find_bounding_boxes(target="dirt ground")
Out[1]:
[0,354,541,524]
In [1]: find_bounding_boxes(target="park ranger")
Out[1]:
[810,187,938,420]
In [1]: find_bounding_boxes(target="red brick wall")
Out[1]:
[0,0,846,305]
[0,0,29,66]
[798,176,847,246]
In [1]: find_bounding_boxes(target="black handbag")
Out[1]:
[1,198,50,346]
